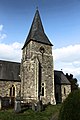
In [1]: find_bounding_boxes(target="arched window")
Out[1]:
[39,46,45,54]
[42,83,44,96]
[10,85,15,97]
[64,88,66,95]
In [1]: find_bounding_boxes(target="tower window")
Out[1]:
[42,83,44,86]
[42,83,44,96]
[39,46,45,54]
[42,87,44,96]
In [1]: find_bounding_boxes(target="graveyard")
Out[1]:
[0,104,61,120]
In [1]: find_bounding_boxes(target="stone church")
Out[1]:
[0,9,71,106]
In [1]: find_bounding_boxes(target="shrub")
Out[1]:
[59,89,80,120]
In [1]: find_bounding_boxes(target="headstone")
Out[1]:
[32,103,37,111]
[37,100,43,112]
[14,97,21,113]
[4,97,9,107]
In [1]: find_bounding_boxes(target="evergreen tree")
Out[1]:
[59,89,80,120]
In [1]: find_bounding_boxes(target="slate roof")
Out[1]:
[22,9,53,49]
[0,60,20,82]
[54,70,71,85]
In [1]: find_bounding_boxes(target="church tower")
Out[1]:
[21,9,56,105]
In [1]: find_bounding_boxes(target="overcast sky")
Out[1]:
[0,0,80,85]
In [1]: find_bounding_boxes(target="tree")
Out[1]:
[59,89,80,120]
[66,73,78,91]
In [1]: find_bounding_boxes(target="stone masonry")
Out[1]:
[0,81,21,97]
[21,41,56,104]
[20,9,56,104]
[61,85,71,102]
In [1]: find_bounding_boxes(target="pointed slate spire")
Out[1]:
[22,9,53,49]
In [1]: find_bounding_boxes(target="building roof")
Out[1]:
[54,70,71,85]
[0,60,20,82]
[22,9,53,49]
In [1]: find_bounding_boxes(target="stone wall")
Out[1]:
[21,60,38,102]
[61,85,71,102]
[21,41,56,104]
[0,81,21,97]
[55,84,71,103]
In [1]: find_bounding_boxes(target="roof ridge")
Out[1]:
[0,59,20,64]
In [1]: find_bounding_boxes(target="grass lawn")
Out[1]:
[0,104,61,120]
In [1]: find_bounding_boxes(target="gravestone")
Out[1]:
[14,96,21,113]
[32,103,37,111]
[2,97,10,108]
[37,100,43,111]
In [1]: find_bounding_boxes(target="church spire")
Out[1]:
[22,9,53,49]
